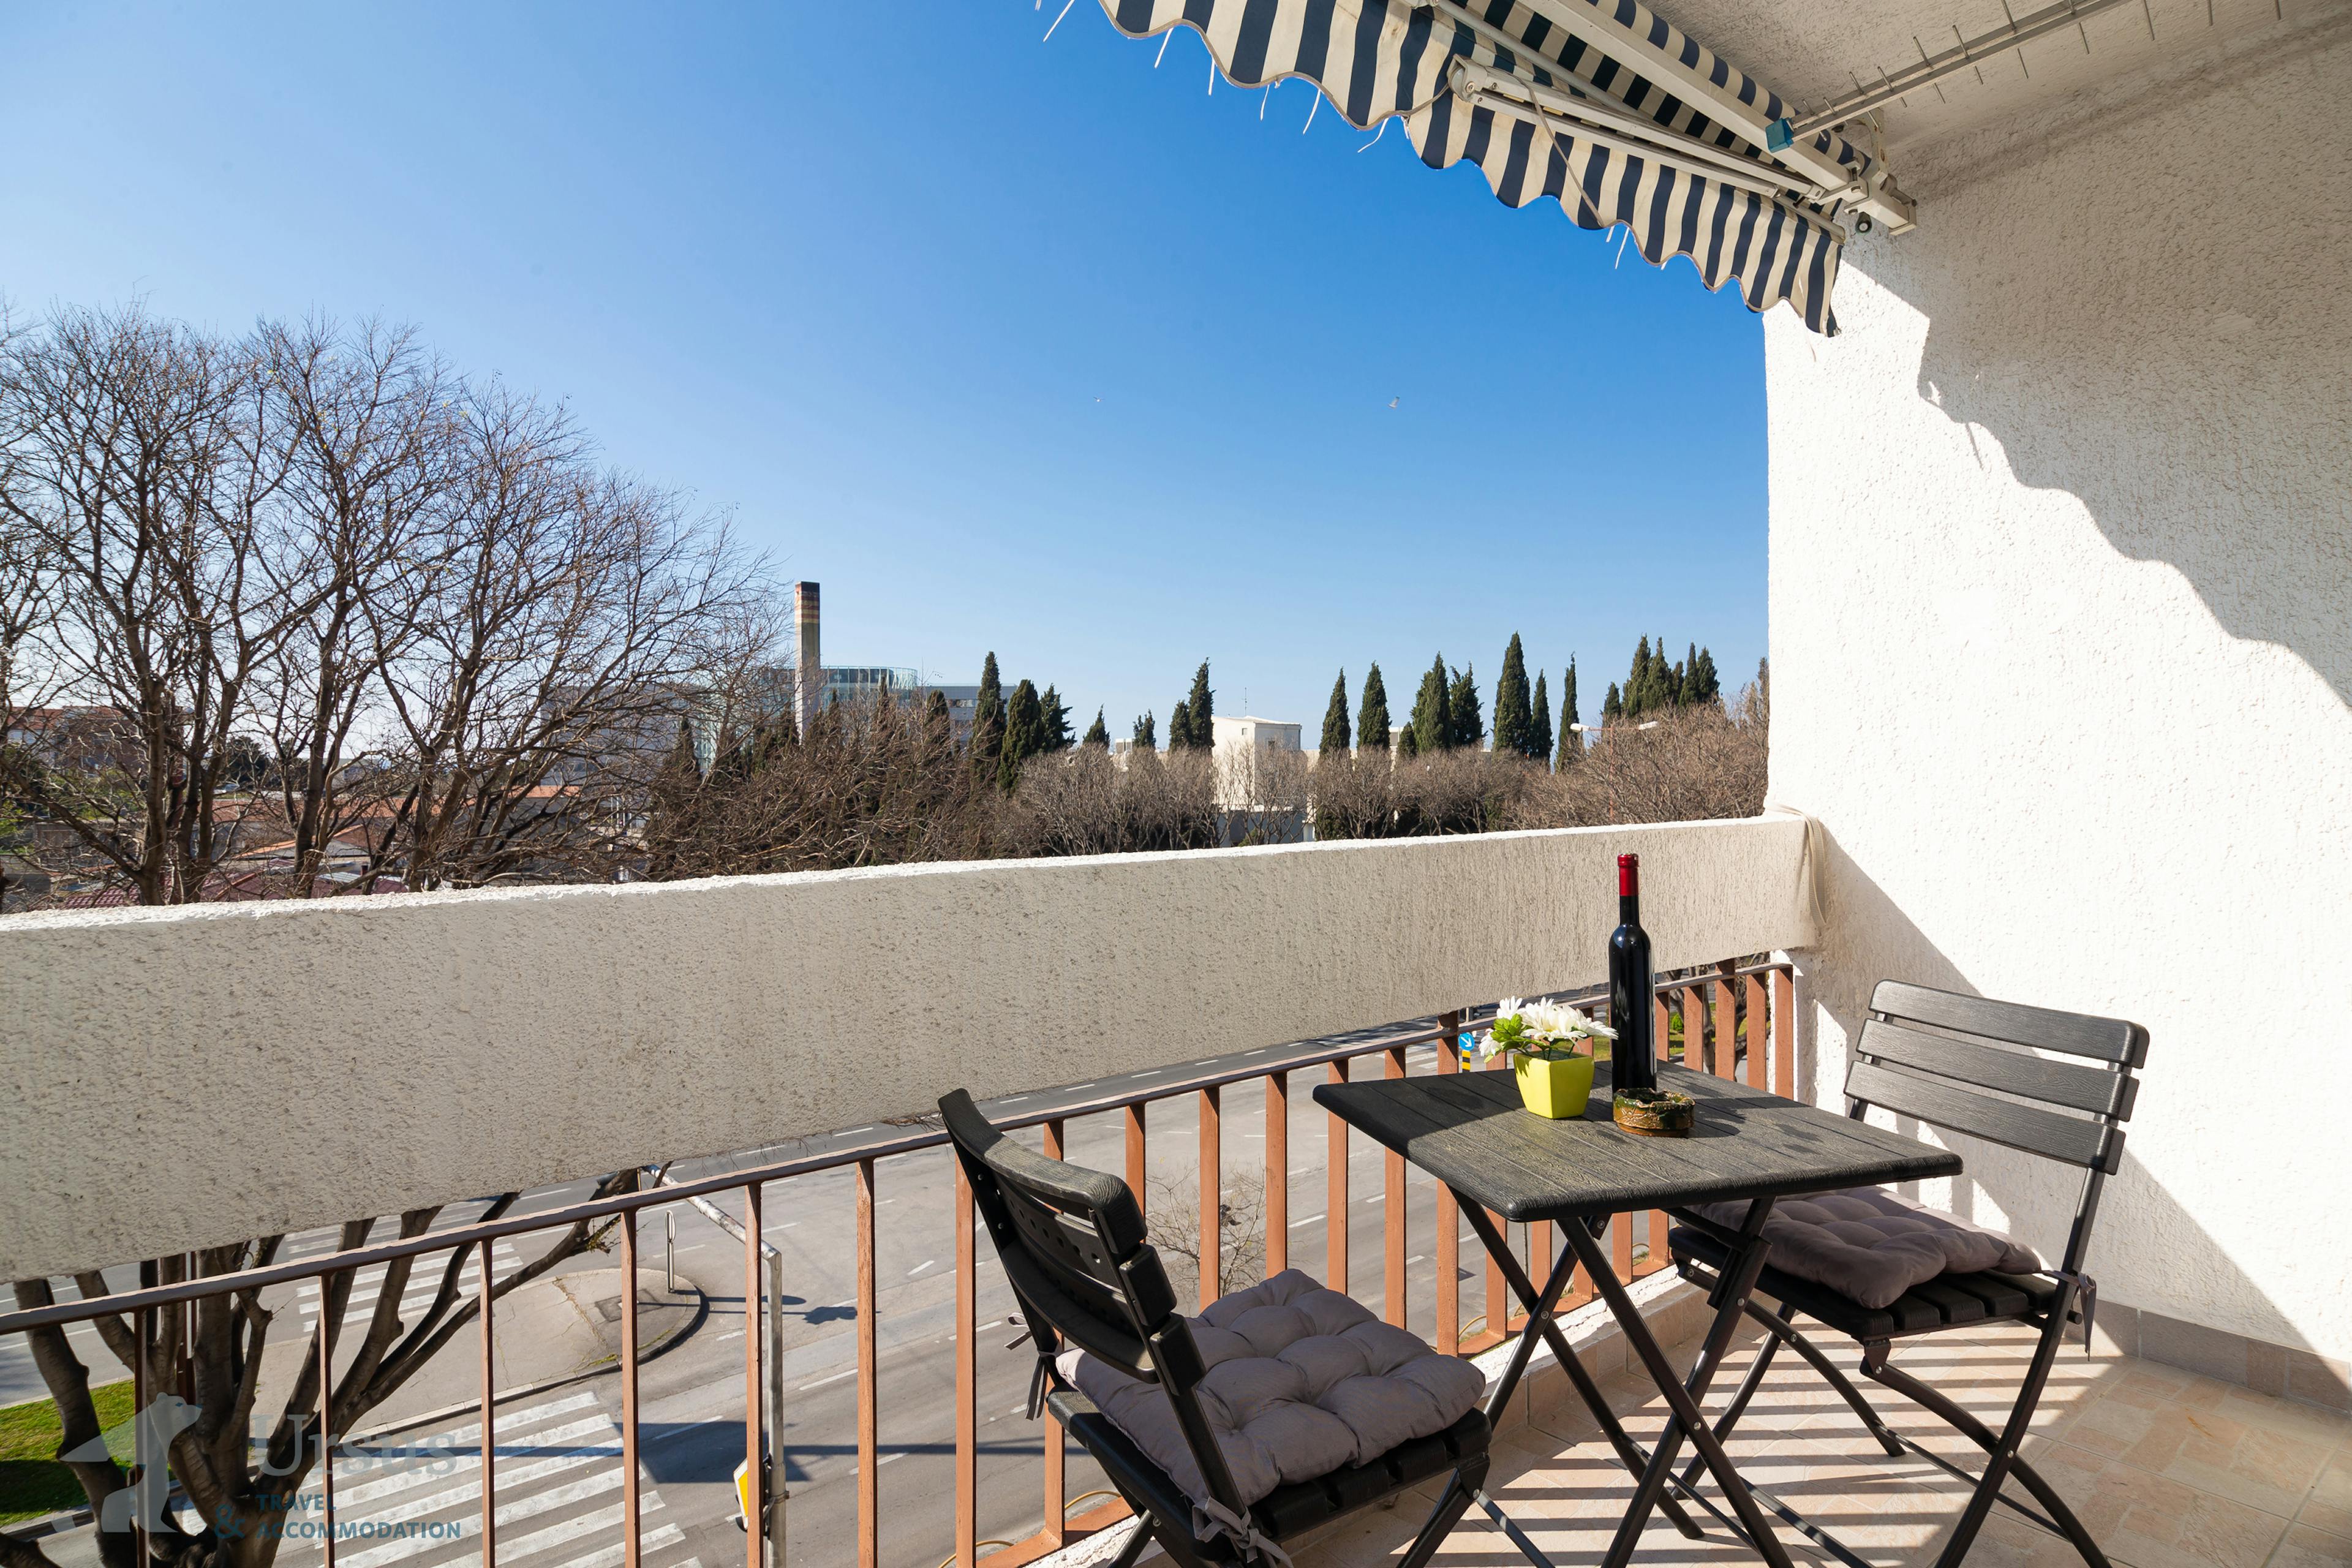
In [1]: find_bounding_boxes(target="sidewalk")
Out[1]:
[298,1267,704,1437]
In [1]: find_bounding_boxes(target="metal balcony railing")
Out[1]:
[0,962,1796,1568]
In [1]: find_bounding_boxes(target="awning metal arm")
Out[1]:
[1453,61,1861,213]
[1494,0,1915,233]
[1466,81,1851,246]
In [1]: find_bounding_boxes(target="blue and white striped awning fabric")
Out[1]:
[1094,0,1875,334]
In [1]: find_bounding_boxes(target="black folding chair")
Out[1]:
[938,1090,1492,1568]
[1668,981,2147,1568]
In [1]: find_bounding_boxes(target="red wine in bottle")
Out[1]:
[1608,853,1658,1093]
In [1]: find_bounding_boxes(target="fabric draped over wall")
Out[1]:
[1096,0,1872,334]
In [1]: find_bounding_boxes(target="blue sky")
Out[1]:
[2,2,1767,737]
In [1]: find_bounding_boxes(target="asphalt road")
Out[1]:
[10,1017,1517,1568]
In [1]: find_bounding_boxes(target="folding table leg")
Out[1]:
[1455,1202,1703,1540]
[1565,1204,1797,1568]
[1678,1297,1797,1490]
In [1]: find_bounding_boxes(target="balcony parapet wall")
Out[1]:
[1,815,1810,1281]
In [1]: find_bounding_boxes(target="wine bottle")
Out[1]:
[1608,853,1658,1094]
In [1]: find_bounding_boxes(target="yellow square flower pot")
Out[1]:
[1513,1052,1595,1119]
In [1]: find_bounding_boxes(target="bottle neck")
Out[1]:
[1618,891,1641,925]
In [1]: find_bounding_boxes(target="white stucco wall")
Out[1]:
[1765,14,2352,1359]
[1,815,1808,1282]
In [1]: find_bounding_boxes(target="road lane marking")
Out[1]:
[797,1368,859,1391]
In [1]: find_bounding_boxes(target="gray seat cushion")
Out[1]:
[1691,1186,2041,1310]
[1058,1268,1485,1509]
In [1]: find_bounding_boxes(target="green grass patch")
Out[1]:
[0,1379,134,1525]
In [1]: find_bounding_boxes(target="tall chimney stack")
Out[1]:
[793,581,821,735]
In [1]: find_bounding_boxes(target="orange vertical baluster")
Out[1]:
[954,1164,975,1568]
[742,1191,764,1568]
[1124,1104,1146,1213]
[855,1160,878,1568]
[1198,1087,1221,1311]
[1433,1013,1460,1355]
[1745,972,1769,1088]
[1485,1042,1509,1343]
[1039,1121,1068,1548]
[1721,968,1740,1081]
[1326,1060,1349,1296]
[1383,1043,1408,1328]
[1264,1076,1287,1280]
[1774,967,1796,1099]
[621,1215,641,1568]
[479,1238,496,1568]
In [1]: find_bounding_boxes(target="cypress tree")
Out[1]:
[1410,655,1452,755]
[1649,636,1674,714]
[1181,660,1215,749]
[973,652,1005,767]
[999,679,1045,790]
[1449,663,1483,750]
[657,715,703,793]
[1040,684,1074,750]
[923,690,952,756]
[1167,699,1192,750]
[1357,663,1391,754]
[1396,723,1420,760]
[646,715,707,865]
[1319,670,1352,756]
[1493,635,1532,758]
[1133,710,1157,749]
[1557,657,1581,766]
[1695,646,1721,704]
[1529,670,1552,764]
[1084,708,1110,748]
[1624,638,1651,718]
[1603,680,1624,725]
[1682,643,1702,707]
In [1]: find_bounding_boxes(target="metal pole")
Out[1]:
[768,1249,788,1567]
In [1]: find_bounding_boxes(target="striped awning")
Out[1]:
[1093,0,1912,334]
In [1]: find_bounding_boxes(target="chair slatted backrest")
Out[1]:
[938,1090,1248,1519]
[1847,982,2149,1179]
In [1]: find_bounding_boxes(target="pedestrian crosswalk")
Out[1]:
[284,1240,530,1329]
[274,1389,701,1568]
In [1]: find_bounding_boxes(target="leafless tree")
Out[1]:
[1510,695,1766,827]
[359,388,771,890]
[1144,1171,1267,1306]
[1309,747,1530,839]
[644,686,995,875]
[244,319,459,891]
[996,745,1221,856]
[0,306,308,903]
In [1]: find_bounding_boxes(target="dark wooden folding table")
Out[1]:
[1314,1061,1962,1568]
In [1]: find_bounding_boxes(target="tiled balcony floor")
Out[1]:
[1288,1313,2352,1568]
